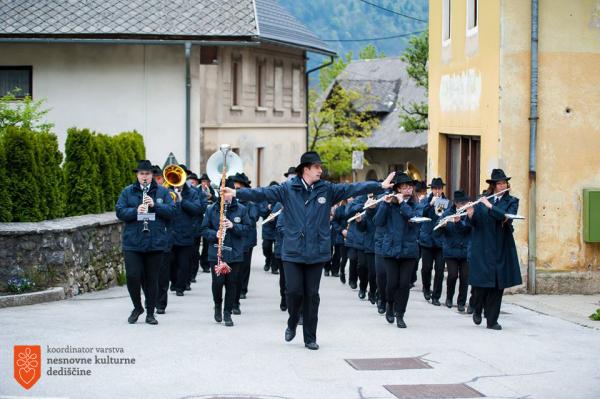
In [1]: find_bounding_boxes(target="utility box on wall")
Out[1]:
[583,189,600,242]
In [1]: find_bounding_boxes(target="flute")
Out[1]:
[259,208,283,226]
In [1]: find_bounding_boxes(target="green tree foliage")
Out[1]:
[399,30,429,132]
[309,85,379,178]
[3,126,42,221]
[63,128,103,216]
[94,134,117,211]
[36,132,65,219]
[111,131,145,191]
[359,44,386,60]
[318,51,353,92]
[0,92,54,133]
[0,138,13,222]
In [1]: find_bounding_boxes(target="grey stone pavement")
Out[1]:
[1,251,599,399]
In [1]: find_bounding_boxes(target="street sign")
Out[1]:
[352,151,364,170]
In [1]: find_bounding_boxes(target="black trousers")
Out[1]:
[357,250,369,291]
[124,250,162,316]
[200,237,210,270]
[383,257,414,316]
[331,244,347,275]
[446,258,469,306]
[156,251,172,311]
[411,247,421,284]
[210,261,241,313]
[262,239,275,270]
[364,252,377,297]
[274,256,286,305]
[283,261,323,344]
[324,247,333,273]
[170,245,194,292]
[375,255,387,303]
[420,245,445,299]
[189,237,201,282]
[472,286,504,327]
[239,247,254,298]
[347,247,358,285]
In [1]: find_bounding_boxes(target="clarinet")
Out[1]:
[141,183,150,233]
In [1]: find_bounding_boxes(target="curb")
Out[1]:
[0,287,65,309]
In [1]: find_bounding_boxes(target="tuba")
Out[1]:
[163,164,187,202]
[205,147,244,190]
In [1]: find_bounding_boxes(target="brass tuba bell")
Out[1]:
[163,164,187,202]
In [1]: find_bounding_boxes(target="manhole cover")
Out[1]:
[345,357,432,370]
[384,384,485,398]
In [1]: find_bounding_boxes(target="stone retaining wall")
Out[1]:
[0,213,123,296]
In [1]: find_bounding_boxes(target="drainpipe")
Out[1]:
[185,42,191,167]
[305,55,335,150]
[528,0,539,294]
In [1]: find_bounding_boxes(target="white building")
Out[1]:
[0,0,335,186]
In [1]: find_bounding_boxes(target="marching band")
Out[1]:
[115,150,523,348]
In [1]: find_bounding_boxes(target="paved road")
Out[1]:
[1,252,599,399]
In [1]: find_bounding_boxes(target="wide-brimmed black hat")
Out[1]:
[415,180,427,192]
[393,172,418,187]
[187,173,199,181]
[295,151,322,174]
[134,160,153,172]
[151,165,162,176]
[486,169,511,184]
[453,190,469,203]
[284,166,297,177]
[199,173,211,182]
[428,177,446,188]
[224,177,236,190]
[178,164,193,175]
[230,172,251,187]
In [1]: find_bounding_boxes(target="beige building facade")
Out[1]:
[428,0,600,293]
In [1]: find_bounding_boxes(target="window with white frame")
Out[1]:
[442,0,451,43]
[467,0,478,32]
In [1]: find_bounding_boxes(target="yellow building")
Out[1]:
[428,0,600,293]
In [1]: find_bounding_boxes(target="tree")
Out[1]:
[0,137,13,222]
[318,51,353,92]
[0,91,54,133]
[359,44,386,60]
[35,132,65,219]
[309,85,379,178]
[399,30,429,132]
[94,134,117,211]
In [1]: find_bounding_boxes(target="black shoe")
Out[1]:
[145,314,158,325]
[385,304,395,324]
[285,327,296,342]
[305,342,319,350]
[487,323,502,330]
[340,274,346,284]
[232,306,241,315]
[467,305,474,314]
[423,290,431,301]
[169,284,176,292]
[280,302,287,312]
[264,264,270,272]
[432,298,441,306]
[128,308,144,324]
[240,293,247,300]
[396,315,407,328]
[457,304,466,312]
[368,292,376,305]
[156,308,165,315]
[185,284,191,291]
[191,278,197,283]
[298,315,303,325]
[410,283,415,289]
[473,313,482,325]
[202,267,210,273]
[358,290,366,300]
[445,299,453,308]
[377,300,386,314]
[332,272,339,277]
[349,281,357,290]
[324,270,330,276]
[214,305,223,323]
[223,312,234,327]
[176,291,184,296]
[271,269,279,275]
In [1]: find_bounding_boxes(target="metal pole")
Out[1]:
[185,42,191,167]
[528,0,539,294]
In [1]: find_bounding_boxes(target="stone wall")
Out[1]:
[0,213,123,296]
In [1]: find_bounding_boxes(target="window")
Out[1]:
[274,62,283,111]
[442,0,451,43]
[467,0,478,32]
[200,47,218,65]
[0,66,32,98]
[231,55,242,107]
[256,59,266,108]
[292,66,301,112]
[256,147,264,187]
[446,135,480,199]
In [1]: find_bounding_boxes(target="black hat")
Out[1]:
[199,173,211,182]
[178,164,193,175]
[269,181,279,187]
[393,172,418,187]
[230,172,251,187]
[295,151,322,174]
[134,160,153,172]
[225,177,236,190]
[151,165,162,176]
[284,166,297,177]
[486,169,511,184]
[415,180,427,192]
[187,173,199,181]
[428,177,446,188]
[453,190,469,203]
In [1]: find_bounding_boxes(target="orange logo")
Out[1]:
[14,345,41,390]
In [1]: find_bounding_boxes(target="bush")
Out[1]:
[0,137,13,222]
[590,309,600,321]
[94,134,117,211]
[7,277,37,294]
[35,132,65,219]
[63,128,103,216]
[112,131,145,192]
[2,126,42,221]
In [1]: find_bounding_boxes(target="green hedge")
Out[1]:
[0,135,14,222]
